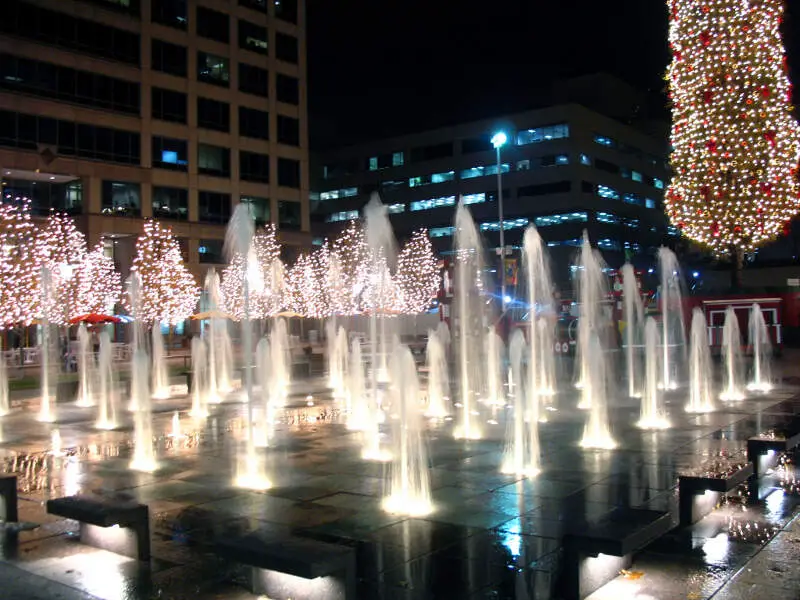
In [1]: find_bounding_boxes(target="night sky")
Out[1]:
[307,0,800,150]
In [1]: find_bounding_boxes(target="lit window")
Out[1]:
[597,185,620,200]
[516,159,530,171]
[653,177,665,189]
[623,193,642,206]
[342,187,358,197]
[597,238,621,250]
[593,134,615,147]
[320,187,357,200]
[326,210,359,223]
[368,157,378,171]
[460,166,485,180]
[596,212,620,225]
[556,154,569,165]
[516,123,569,146]
[667,226,680,237]
[463,193,485,205]
[392,152,404,166]
[430,226,455,238]
[380,180,407,191]
[480,218,529,232]
[534,212,587,227]
[580,154,591,166]
[387,203,405,214]
[320,190,339,201]
[645,198,657,209]
[485,163,510,176]
[632,170,643,182]
[410,196,456,211]
[547,238,582,247]
[431,171,454,184]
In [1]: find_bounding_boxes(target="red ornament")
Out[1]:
[699,31,711,46]
[703,90,714,103]
[678,222,685,230]
[706,139,718,153]
[761,86,771,99]
[783,221,791,237]
[734,226,742,234]
[711,222,720,237]
[765,131,777,147]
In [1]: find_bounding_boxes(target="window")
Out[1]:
[597,239,621,251]
[199,239,224,263]
[2,0,140,66]
[152,0,187,29]
[596,212,619,225]
[430,227,455,238]
[623,193,643,206]
[594,158,619,174]
[409,171,454,187]
[152,88,186,123]
[393,152,404,166]
[518,181,571,196]
[594,134,616,147]
[380,180,406,192]
[547,239,582,248]
[597,185,619,200]
[197,52,229,87]
[239,63,269,97]
[463,193,485,205]
[239,107,269,140]
[623,217,640,229]
[653,177,665,190]
[278,200,301,229]
[410,142,453,163]
[240,150,270,183]
[0,54,140,116]
[276,74,299,105]
[196,6,229,43]
[197,97,230,132]
[274,0,298,23]
[277,157,300,188]
[368,152,403,171]
[319,188,357,201]
[277,115,300,146]
[461,136,492,154]
[460,164,509,180]
[86,0,140,14]
[152,187,188,221]
[481,218,529,232]
[240,195,270,225]
[101,181,140,217]
[2,178,83,216]
[387,203,405,214]
[239,0,267,13]
[645,198,657,209]
[198,144,230,177]
[275,33,298,63]
[580,154,591,166]
[410,196,455,211]
[238,20,268,54]
[516,160,530,171]
[152,40,187,77]
[632,170,643,182]
[152,136,188,170]
[326,210,358,223]
[515,123,569,146]
[198,191,231,224]
[536,154,569,167]
[667,226,680,237]
[534,212,588,227]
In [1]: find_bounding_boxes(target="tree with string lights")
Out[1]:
[0,198,38,326]
[396,229,440,314]
[34,213,87,324]
[285,252,328,318]
[665,0,800,284]
[129,220,199,324]
[67,244,122,318]
[330,220,369,315]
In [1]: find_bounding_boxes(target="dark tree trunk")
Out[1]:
[730,245,744,291]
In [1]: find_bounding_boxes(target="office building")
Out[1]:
[0,0,310,279]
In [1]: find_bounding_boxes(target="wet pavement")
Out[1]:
[0,377,797,599]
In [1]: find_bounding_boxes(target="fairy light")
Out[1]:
[330,220,369,315]
[285,252,327,318]
[665,0,800,256]
[67,243,122,319]
[0,196,38,327]
[396,229,440,314]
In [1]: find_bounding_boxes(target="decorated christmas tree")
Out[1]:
[665,0,800,269]
[0,198,38,326]
[68,244,122,318]
[396,229,440,314]
[129,220,199,324]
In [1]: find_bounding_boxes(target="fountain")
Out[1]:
[151,325,170,399]
[657,247,687,390]
[484,330,505,407]
[453,201,486,440]
[536,318,557,402]
[255,337,273,446]
[217,326,234,395]
[75,323,95,407]
[687,308,715,413]
[638,317,669,429]
[346,338,370,431]
[719,306,745,401]
[621,263,644,398]
[128,272,144,411]
[502,329,540,477]
[577,235,616,449]
[270,318,290,405]
[169,411,182,438]
[95,331,118,429]
[38,266,55,422]
[130,348,157,471]
[327,322,348,398]
[51,428,62,457]
[0,339,9,416]
[424,327,450,418]
[747,303,773,392]
[204,270,222,403]
[190,337,209,418]
[383,344,433,516]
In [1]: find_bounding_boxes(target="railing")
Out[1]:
[2,344,133,367]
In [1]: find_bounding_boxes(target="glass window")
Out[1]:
[410,142,453,163]
[239,106,269,140]
[547,239,582,248]
[623,217,640,229]
[597,185,619,200]
[239,0,267,13]
[645,198,657,209]
[387,203,405,214]
[516,160,530,171]
[2,177,83,216]
[151,39,187,77]
[101,181,140,217]
[240,195,270,226]
[534,212,588,227]
[277,115,300,146]
[410,196,455,212]
[240,150,270,183]
[197,52,229,87]
[198,143,230,177]
[594,158,618,174]
[276,74,299,104]
[319,190,339,201]
[239,63,268,97]
[152,136,188,170]
[278,200,302,229]
[152,0,187,29]
[518,181,571,196]
[461,136,492,154]
[485,163,510,176]
[198,191,231,224]
[275,33,298,63]
[597,239,621,251]
[199,238,224,263]
[580,154,591,166]
[480,218,528,232]
[152,88,187,123]
[463,193,485,205]
[197,6,229,43]
[539,154,568,167]
[277,157,300,188]
[653,177,665,189]
[595,212,619,225]
[460,166,485,180]
[326,210,359,223]
[430,227,455,238]
[380,180,406,192]
[409,171,454,187]
[197,97,230,132]
[632,170,643,182]
[152,186,188,221]
[368,157,378,171]
[341,187,358,197]
[392,152,404,166]
[515,123,569,146]
[623,193,643,206]
[238,20,268,54]
[594,134,615,147]
[274,0,298,23]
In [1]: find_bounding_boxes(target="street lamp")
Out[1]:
[491,131,508,309]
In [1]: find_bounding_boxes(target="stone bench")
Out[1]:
[561,508,673,600]
[747,418,800,478]
[46,495,150,561]
[678,462,754,526]
[215,531,355,600]
[0,475,18,523]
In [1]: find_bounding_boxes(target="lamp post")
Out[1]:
[491,131,508,309]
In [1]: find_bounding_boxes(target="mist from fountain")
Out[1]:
[327,322,348,398]
[383,344,433,516]
[0,339,8,416]
[657,248,686,390]
[190,337,209,418]
[151,325,170,399]
[270,318,290,405]
[621,263,644,398]
[687,308,715,413]
[424,328,450,418]
[501,329,540,477]
[720,306,745,401]
[76,323,95,407]
[38,266,55,422]
[130,348,157,471]
[51,428,62,457]
[255,337,273,447]
[128,272,144,411]
[536,318,556,402]
[453,201,486,440]
[346,339,369,431]
[747,303,773,393]
[638,317,669,429]
[484,330,505,407]
[170,411,181,438]
[204,270,222,403]
[217,327,234,395]
[95,331,118,429]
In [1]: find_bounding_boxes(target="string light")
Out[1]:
[67,243,122,319]
[665,0,800,256]
[0,197,38,326]
[330,220,369,315]
[396,229,440,313]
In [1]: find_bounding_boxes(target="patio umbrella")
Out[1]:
[69,314,121,325]
[274,310,304,318]
[191,310,234,320]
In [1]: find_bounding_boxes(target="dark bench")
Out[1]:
[46,495,150,561]
[560,508,672,600]
[747,419,800,479]
[215,531,355,600]
[678,462,754,526]
[0,475,18,523]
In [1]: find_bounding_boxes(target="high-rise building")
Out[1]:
[0,0,310,279]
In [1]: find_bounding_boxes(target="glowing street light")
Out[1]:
[491,131,508,310]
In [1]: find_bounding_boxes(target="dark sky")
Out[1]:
[307,0,800,150]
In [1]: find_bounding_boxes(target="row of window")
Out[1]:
[580,181,658,208]
[593,134,665,169]
[154,0,298,30]
[581,153,665,190]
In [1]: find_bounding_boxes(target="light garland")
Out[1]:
[0,197,38,326]
[396,229,440,313]
[67,243,122,318]
[665,0,800,256]
[34,213,87,324]
[330,220,369,315]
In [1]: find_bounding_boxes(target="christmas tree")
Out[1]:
[129,220,199,324]
[330,220,369,315]
[34,213,87,324]
[396,229,440,314]
[0,198,38,326]
[666,0,800,261]
[285,252,327,317]
[68,244,122,318]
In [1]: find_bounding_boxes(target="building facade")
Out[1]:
[313,81,673,287]
[0,0,310,280]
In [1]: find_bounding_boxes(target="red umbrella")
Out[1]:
[69,314,121,325]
